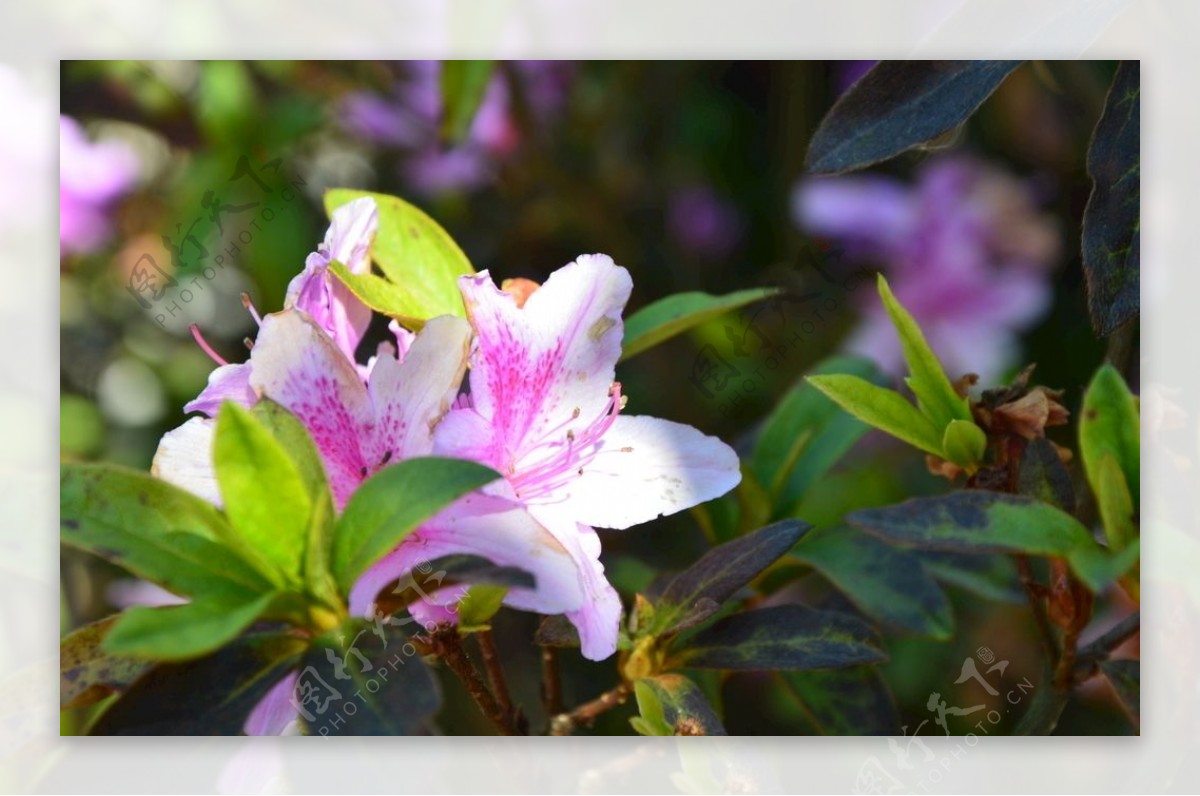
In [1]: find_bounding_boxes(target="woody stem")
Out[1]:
[476,630,524,733]
[1015,554,1059,661]
[433,627,517,736]
[541,646,564,718]
[549,682,632,736]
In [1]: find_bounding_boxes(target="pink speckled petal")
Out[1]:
[248,310,372,508]
[348,493,585,624]
[365,315,471,464]
[528,507,621,661]
[457,254,632,470]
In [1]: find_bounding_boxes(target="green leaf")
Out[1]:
[806,373,945,457]
[1093,455,1138,555]
[331,457,500,595]
[942,419,986,471]
[752,355,877,505]
[1017,437,1075,512]
[299,621,441,735]
[88,632,305,735]
[1100,659,1139,722]
[778,666,898,735]
[635,674,726,735]
[876,274,972,430]
[792,526,954,639]
[60,616,152,710]
[631,680,674,736]
[456,585,509,632]
[655,520,811,634]
[1082,61,1140,336]
[214,403,312,582]
[61,463,279,600]
[439,60,495,144]
[920,552,1024,603]
[680,604,885,671]
[103,592,279,661]
[847,492,1119,591]
[805,60,1023,174]
[251,400,338,602]
[324,188,474,325]
[620,288,779,362]
[1080,364,1140,518]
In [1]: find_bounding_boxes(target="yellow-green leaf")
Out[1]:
[806,373,945,457]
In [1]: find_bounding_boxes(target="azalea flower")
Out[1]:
[430,254,743,659]
[59,115,139,256]
[182,197,381,418]
[793,155,1061,382]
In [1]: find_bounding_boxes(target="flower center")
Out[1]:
[510,382,625,502]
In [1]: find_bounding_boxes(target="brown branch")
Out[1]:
[1076,613,1140,674]
[432,628,518,736]
[541,646,564,718]
[549,682,632,736]
[477,630,525,734]
[1015,555,1059,660]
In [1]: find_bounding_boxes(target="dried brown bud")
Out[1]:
[993,387,1069,439]
[925,454,963,481]
[500,277,541,308]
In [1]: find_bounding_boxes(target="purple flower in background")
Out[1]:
[59,116,139,256]
[341,61,572,195]
[668,185,743,260]
[794,155,1061,382]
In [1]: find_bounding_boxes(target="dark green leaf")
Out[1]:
[680,604,885,671]
[1082,61,1140,336]
[636,674,726,735]
[920,552,1024,604]
[848,492,1117,590]
[752,356,876,504]
[89,633,305,735]
[534,615,579,648]
[778,666,898,735]
[423,554,537,590]
[61,463,278,600]
[299,621,441,735]
[1013,671,1067,735]
[793,526,954,639]
[1100,659,1139,722]
[214,403,312,582]
[331,457,500,595]
[621,288,778,362]
[325,189,474,325]
[60,616,152,710]
[1018,437,1075,512]
[439,60,495,144]
[805,60,1023,174]
[103,592,279,661]
[806,373,945,457]
[656,520,811,632]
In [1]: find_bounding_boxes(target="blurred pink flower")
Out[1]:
[59,116,138,256]
[794,155,1061,382]
[668,185,743,259]
[341,61,572,195]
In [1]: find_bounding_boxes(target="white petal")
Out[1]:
[555,414,742,530]
[151,417,222,506]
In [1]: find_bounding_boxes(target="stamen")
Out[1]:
[510,382,625,501]
[189,324,228,366]
[243,337,255,351]
[241,293,263,326]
